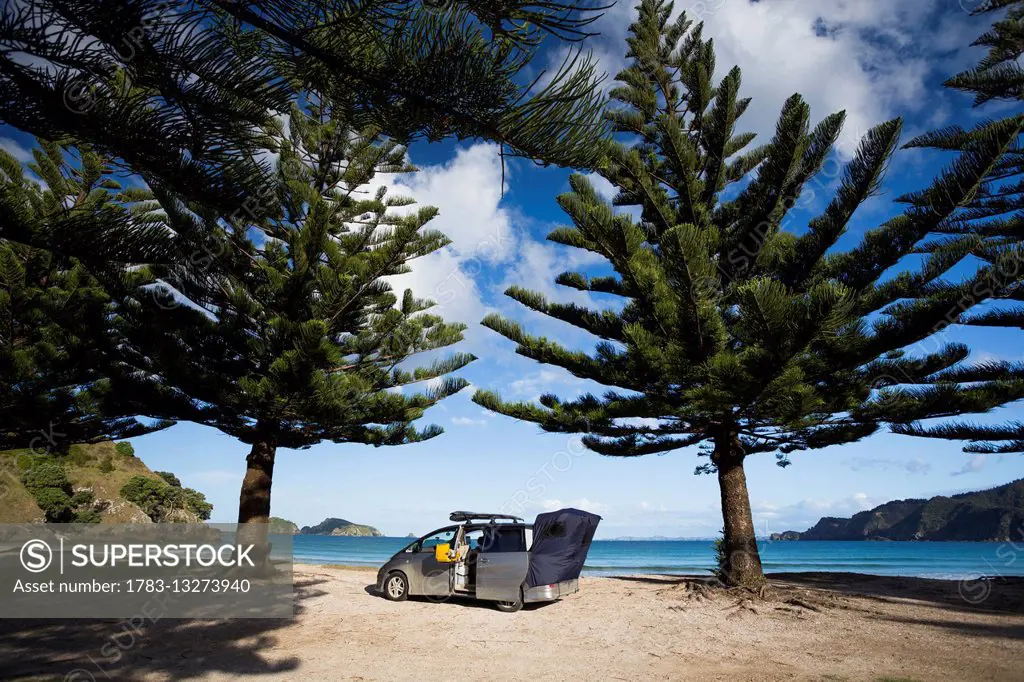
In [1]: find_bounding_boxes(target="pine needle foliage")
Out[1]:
[907,0,1023,259]
[216,0,613,166]
[893,0,1024,453]
[112,96,474,523]
[0,0,292,223]
[946,0,1024,105]
[0,141,173,451]
[473,0,1024,586]
[0,0,610,226]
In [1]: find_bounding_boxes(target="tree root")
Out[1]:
[659,576,841,614]
[785,598,823,613]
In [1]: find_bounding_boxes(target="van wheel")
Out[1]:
[383,572,409,601]
[494,589,523,613]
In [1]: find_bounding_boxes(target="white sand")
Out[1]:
[2,565,1022,681]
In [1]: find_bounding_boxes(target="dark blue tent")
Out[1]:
[526,508,601,587]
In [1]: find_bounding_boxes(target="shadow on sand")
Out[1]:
[0,576,330,681]
[607,571,1024,640]
[361,583,555,611]
[608,571,1024,613]
[768,571,1024,615]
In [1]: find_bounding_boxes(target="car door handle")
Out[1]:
[479,558,490,564]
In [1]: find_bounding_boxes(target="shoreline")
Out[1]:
[295,563,1024,608]
[293,561,1024,582]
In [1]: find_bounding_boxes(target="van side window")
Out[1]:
[418,528,457,552]
[480,527,526,553]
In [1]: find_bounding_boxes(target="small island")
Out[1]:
[299,517,383,537]
[268,517,299,534]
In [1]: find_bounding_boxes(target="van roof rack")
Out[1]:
[449,511,524,523]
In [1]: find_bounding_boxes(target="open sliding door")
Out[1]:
[475,526,529,600]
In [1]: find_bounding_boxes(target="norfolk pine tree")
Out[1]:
[113,97,475,529]
[474,0,1024,586]
[0,141,172,451]
[892,0,1024,454]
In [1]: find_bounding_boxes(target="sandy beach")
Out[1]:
[2,564,1023,681]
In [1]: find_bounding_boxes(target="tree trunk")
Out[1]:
[714,436,765,588]
[238,434,277,524]
[235,433,277,571]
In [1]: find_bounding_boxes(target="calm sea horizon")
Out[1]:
[291,535,1024,580]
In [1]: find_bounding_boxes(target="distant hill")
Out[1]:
[0,441,211,524]
[300,517,382,536]
[771,479,1024,541]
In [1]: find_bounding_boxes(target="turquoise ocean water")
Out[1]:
[292,535,1024,580]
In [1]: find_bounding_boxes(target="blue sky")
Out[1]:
[4,0,1023,538]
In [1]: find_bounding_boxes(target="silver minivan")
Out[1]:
[376,508,600,612]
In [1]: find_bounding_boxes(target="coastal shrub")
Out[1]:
[163,484,214,521]
[181,488,213,521]
[156,471,181,488]
[120,476,168,521]
[19,460,103,522]
[711,532,727,582]
[21,462,70,492]
[32,486,74,522]
[121,475,214,522]
[98,456,114,473]
[115,442,135,458]
[74,508,102,524]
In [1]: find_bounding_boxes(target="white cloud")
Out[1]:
[905,458,931,475]
[388,143,514,260]
[614,417,663,429]
[539,497,610,514]
[378,143,515,329]
[372,143,614,382]
[508,368,584,401]
[844,456,932,475]
[0,137,33,163]
[952,453,987,476]
[599,491,883,538]
[499,237,605,305]
[582,172,616,203]
[451,416,488,427]
[744,492,881,534]
[577,0,974,157]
